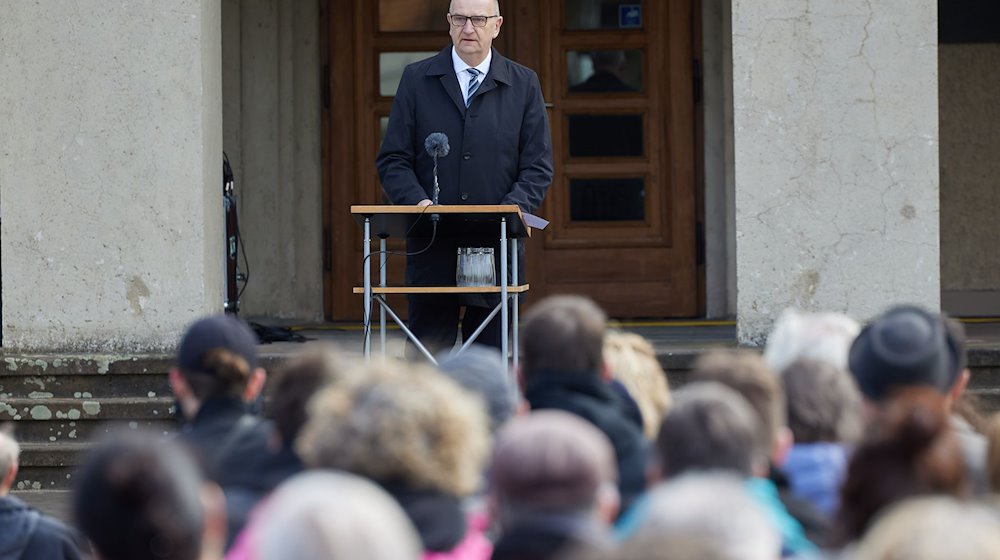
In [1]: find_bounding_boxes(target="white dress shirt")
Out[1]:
[452,47,493,102]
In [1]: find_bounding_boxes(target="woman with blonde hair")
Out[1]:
[603,331,672,438]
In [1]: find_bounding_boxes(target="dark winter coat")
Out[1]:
[0,495,85,560]
[376,46,553,288]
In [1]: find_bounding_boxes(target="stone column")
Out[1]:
[0,0,223,351]
[731,1,939,344]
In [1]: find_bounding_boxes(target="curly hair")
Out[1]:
[296,360,491,497]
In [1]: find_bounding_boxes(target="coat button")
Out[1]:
[463,153,471,160]
[460,193,469,201]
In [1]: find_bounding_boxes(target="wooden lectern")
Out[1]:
[351,205,533,366]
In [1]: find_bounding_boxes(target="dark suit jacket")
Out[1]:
[376,46,553,288]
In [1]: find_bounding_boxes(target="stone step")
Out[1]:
[16,443,91,492]
[0,397,175,422]
[0,374,172,399]
[11,417,176,444]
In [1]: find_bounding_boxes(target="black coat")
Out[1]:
[0,496,86,560]
[524,371,650,512]
[376,46,553,288]
[177,396,303,547]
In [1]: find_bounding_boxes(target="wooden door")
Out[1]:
[325,0,697,320]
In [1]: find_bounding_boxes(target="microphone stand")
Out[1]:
[431,153,441,223]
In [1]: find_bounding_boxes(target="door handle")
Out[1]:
[544,102,554,109]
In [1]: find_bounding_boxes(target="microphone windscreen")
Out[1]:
[424,132,450,158]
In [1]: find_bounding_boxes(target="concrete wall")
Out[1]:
[0,0,223,351]
[940,44,1000,313]
[222,0,324,322]
[732,1,940,344]
[702,0,737,318]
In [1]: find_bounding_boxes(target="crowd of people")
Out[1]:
[3,297,1000,559]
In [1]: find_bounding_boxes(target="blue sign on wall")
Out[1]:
[619,4,642,29]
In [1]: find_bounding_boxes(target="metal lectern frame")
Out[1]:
[351,205,532,367]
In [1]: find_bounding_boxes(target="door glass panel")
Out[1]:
[567,50,643,93]
[567,114,644,158]
[379,51,438,96]
[566,1,643,30]
[569,178,645,221]
[379,0,450,32]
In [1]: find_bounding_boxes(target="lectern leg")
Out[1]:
[500,219,508,362]
[363,218,372,359]
[512,238,519,370]
[380,238,387,356]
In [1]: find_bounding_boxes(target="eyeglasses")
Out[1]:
[448,13,500,28]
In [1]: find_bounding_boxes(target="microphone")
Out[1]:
[424,133,450,211]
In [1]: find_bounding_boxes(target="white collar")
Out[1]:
[451,46,492,77]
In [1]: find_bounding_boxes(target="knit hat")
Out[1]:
[848,305,959,401]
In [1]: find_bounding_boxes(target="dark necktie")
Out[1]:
[465,68,481,107]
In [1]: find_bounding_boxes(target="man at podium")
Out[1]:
[376,0,553,355]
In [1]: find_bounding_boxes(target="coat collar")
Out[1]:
[426,46,512,113]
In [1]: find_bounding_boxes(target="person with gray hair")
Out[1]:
[251,471,422,560]
[764,308,860,374]
[780,358,863,516]
[630,473,781,560]
[0,427,86,559]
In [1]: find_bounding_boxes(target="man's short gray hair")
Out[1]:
[656,382,769,478]
[449,0,501,15]
[782,358,863,443]
[635,473,780,560]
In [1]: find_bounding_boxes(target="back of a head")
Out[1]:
[175,315,260,400]
[603,331,672,438]
[634,473,780,560]
[848,305,960,402]
[0,426,20,491]
[266,345,352,444]
[782,358,863,444]
[255,471,422,560]
[692,350,785,450]
[296,360,490,497]
[491,410,618,517]
[74,432,205,560]
[855,497,1000,560]
[765,308,860,373]
[836,387,967,544]
[521,295,607,377]
[438,344,517,433]
[656,382,768,479]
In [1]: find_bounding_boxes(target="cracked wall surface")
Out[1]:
[0,0,224,351]
[732,0,940,344]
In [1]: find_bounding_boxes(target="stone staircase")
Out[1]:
[3,348,1000,492]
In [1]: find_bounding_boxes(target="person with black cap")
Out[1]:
[169,315,302,548]
[848,305,988,495]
